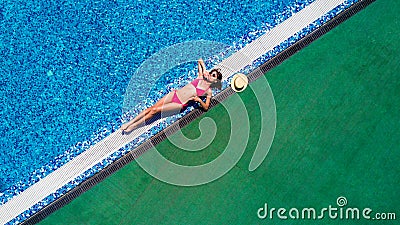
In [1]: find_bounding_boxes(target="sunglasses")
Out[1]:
[210,72,218,78]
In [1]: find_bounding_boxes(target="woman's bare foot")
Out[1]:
[123,124,137,134]
[120,123,130,131]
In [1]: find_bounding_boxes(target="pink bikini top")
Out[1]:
[191,78,210,96]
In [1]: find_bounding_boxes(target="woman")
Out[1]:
[120,59,222,134]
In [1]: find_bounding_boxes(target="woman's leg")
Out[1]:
[120,93,171,130]
[120,108,149,130]
[121,92,175,132]
[123,102,182,133]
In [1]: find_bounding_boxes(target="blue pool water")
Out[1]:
[0,0,310,196]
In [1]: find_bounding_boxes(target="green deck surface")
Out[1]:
[39,1,399,224]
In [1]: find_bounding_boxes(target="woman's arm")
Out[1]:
[192,96,210,111]
[192,89,212,111]
[197,58,207,78]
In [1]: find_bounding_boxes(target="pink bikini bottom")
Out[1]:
[171,90,188,109]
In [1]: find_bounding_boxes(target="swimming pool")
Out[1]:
[0,0,361,223]
[0,0,310,198]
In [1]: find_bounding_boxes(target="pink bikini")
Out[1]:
[190,78,210,96]
[171,90,188,109]
[171,78,210,109]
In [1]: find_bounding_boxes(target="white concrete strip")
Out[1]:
[232,0,346,67]
[0,0,347,223]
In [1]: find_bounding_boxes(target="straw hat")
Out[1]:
[231,73,248,92]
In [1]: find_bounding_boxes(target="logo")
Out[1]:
[257,197,397,221]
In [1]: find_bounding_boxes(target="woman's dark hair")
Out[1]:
[209,68,223,90]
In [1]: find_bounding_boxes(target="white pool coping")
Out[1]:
[0,0,347,223]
